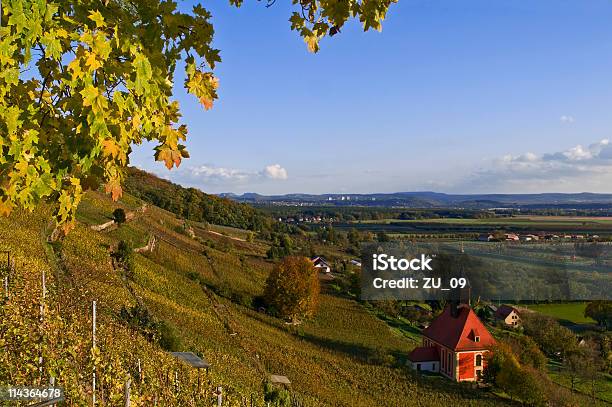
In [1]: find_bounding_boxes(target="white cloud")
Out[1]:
[460,138,612,193]
[263,164,288,180]
[190,165,251,182]
[150,163,289,189]
[560,115,575,123]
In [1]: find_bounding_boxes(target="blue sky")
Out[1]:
[131,0,612,194]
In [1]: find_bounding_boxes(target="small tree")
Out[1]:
[112,240,135,279]
[113,208,127,225]
[492,344,546,406]
[263,256,320,322]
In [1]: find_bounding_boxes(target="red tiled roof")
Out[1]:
[495,304,518,319]
[422,305,496,351]
[408,346,439,362]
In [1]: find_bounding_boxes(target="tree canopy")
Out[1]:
[263,256,320,321]
[0,0,397,235]
[585,300,612,329]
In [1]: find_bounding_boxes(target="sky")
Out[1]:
[131,0,612,195]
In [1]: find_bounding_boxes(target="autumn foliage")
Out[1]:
[0,0,397,236]
[263,256,320,322]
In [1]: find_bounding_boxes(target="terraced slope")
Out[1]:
[0,191,516,406]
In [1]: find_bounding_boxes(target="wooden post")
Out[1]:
[49,377,56,407]
[40,270,46,319]
[3,275,8,300]
[217,386,222,407]
[124,378,131,407]
[39,270,46,382]
[174,370,178,395]
[92,300,97,406]
[137,358,142,384]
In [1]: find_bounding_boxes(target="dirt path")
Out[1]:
[206,229,246,242]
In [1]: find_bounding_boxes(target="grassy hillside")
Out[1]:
[1,190,599,406]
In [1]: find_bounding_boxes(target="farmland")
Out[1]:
[524,302,595,325]
[0,191,526,406]
[334,216,612,237]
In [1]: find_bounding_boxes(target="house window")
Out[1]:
[416,364,421,371]
[475,336,480,343]
[447,353,452,372]
[476,354,482,367]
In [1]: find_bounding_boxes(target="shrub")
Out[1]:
[263,382,290,407]
[158,321,182,352]
[119,304,159,342]
[113,208,127,224]
[112,240,135,279]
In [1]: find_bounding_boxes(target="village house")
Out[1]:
[310,256,331,273]
[407,304,496,381]
[504,233,519,241]
[495,304,521,327]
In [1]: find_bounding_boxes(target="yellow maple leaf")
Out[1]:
[156,147,182,169]
[305,35,319,53]
[85,52,102,71]
[68,58,83,80]
[101,139,120,159]
[88,10,106,28]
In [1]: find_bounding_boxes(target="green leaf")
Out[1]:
[88,10,106,28]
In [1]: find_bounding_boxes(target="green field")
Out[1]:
[525,303,595,324]
[335,215,612,237]
[355,216,612,226]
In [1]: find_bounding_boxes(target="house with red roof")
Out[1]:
[407,304,496,381]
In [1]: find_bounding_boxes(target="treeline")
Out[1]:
[260,206,498,222]
[500,208,612,216]
[124,167,271,231]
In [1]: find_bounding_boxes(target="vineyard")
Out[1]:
[1,191,523,406]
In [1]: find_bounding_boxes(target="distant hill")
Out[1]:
[124,167,271,231]
[221,191,612,209]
